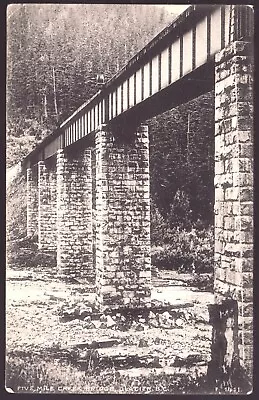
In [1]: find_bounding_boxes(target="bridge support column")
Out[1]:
[95,124,151,310]
[211,41,253,382]
[26,166,38,238]
[38,159,57,251]
[56,148,93,280]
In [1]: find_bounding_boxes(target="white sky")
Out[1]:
[153,4,190,15]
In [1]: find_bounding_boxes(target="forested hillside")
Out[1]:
[148,91,214,226]
[7,3,214,244]
[7,4,175,166]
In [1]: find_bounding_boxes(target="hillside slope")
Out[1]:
[7,4,176,167]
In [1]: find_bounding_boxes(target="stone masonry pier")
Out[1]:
[95,124,151,310]
[56,147,93,279]
[211,41,253,378]
[38,157,57,251]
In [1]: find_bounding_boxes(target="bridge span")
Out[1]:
[22,5,253,379]
[23,4,252,167]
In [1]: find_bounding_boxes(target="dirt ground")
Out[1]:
[6,265,214,381]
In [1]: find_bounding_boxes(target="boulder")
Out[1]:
[138,338,148,347]
[148,311,156,320]
[135,323,145,331]
[175,318,184,327]
[92,320,102,329]
[100,314,107,322]
[149,319,159,328]
[84,322,95,329]
[161,311,171,320]
[106,315,117,328]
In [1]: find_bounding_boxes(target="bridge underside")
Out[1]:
[110,61,215,134]
[26,41,253,379]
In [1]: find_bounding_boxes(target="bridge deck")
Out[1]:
[22,4,253,169]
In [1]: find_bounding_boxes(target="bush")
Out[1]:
[167,190,193,231]
[151,226,214,274]
[6,172,27,241]
[150,200,168,245]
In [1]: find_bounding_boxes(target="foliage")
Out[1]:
[148,91,214,225]
[6,170,56,271]
[6,114,52,168]
[151,225,214,275]
[6,173,27,241]
[7,4,175,166]
[6,350,251,394]
[150,199,168,245]
[5,352,209,394]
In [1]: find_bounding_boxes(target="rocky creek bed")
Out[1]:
[6,265,214,393]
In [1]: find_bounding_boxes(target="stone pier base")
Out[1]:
[95,124,151,310]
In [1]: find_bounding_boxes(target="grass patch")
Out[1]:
[6,351,251,394]
[6,352,212,394]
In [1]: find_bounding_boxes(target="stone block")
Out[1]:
[239,187,253,202]
[215,239,224,255]
[223,216,235,230]
[215,267,226,282]
[242,302,253,318]
[241,258,253,272]
[215,41,253,65]
[225,269,242,286]
[224,158,239,174]
[240,231,253,244]
[224,187,240,201]
[243,272,253,289]
[215,187,225,202]
[243,287,253,302]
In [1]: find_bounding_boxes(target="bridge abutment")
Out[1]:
[56,148,93,279]
[212,40,253,379]
[38,159,57,251]
[95,124,151,310]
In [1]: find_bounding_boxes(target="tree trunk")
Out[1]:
[52,66,58,118]
[43,93,48,119]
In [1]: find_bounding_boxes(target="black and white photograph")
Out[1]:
[6,3,254,394]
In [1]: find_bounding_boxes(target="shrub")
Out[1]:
[167,190,193,231]
[6,172,27,241]
[150,200,168,245]
[151,226,214,274]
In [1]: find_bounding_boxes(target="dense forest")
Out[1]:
[7,4,215,269]
[7,4,175,164]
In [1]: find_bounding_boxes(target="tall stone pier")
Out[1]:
[26,165,38,237]
[211,40,253,381]
[94,124,151,310]
[38,158,57,251]
[56,148,93,279]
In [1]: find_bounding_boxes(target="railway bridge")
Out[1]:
[22,5,254,377]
